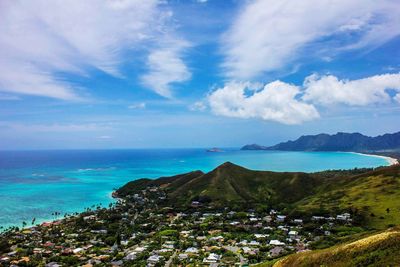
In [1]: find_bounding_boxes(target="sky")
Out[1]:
[0,0,400,150]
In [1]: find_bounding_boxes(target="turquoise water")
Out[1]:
[0,149,390,229]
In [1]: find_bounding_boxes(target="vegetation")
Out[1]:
[273,227,400,267]
[118,162,400,229]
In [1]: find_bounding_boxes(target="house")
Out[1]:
[185,247,199,254]
[73,248,84,254]
[162,243,174,249]
[269,246,285,257]
[124,251,137,260]
[178,253,188,260]
[269,240,285,246]
[147,255,162,265]
[191,201,201,208]
[242,246,254,254]
[46,262,62,267]
[249,240,260,246]
[312,216,325,221]
[134,246,147,252]
[210,235,224,242]
[203,253,221,263]
[276,215,286,222]
[337,213,351,221]
[293,219,303,224]
[264,216,273,223]
[288,230,298,238]
[110,260,123,266]
[254,234,268,239]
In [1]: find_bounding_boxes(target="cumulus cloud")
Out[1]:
[208,81,319,124]
[207,72,400,124]
[303,73,400,106]
[222,0,400,79]
[141,39,191,98]
[0,0,190,100]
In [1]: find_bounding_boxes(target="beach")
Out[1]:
[349,152,399,166]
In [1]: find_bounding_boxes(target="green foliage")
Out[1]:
[157,229,178,237]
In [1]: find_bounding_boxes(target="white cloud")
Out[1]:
[141,39,191,98]
[303,73,400,106]
[395,94,400,103]
[189,101,207,111]
[128,102,146,109]
[207,73,400,124]
[208,81,319,125]
[0,0,183,100]
[222,0,400,79]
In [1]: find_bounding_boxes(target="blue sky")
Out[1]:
[0,0,400,149]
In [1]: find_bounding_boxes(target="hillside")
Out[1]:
[117,162,400,229]
[117,162,327,207]
[265,227,400,267]
[242,131,400,152]
[295,164,400,229]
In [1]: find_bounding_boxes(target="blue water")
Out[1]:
[0,149,390,229]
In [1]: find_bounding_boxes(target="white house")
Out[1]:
[203,253,221,263]
[269,240,285,246]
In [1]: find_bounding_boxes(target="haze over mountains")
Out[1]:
[242,132,400,152]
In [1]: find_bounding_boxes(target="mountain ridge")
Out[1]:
[241,131,400,152]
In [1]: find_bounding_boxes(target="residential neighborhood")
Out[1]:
[0,185,358,266]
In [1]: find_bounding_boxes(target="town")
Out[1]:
[0,185,360,267]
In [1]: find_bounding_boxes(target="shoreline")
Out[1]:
[1,153,398,231]
[349,152,399,166]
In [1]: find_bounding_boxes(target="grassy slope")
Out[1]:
[168,162,321,206]
[269,227,400,267]
[294,165,400,229]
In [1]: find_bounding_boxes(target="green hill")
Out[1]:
[117,162,323,207]
[117,162,400,229]
[266,227,400,267]
[295,165,400,229]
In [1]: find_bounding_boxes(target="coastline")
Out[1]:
[1,152,397,231]
[349,152,399,166]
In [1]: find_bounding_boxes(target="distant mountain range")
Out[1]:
[241,132,400,152]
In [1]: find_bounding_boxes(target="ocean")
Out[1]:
[0,149,390,229]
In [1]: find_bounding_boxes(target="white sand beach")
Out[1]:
[350,152,399,166]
